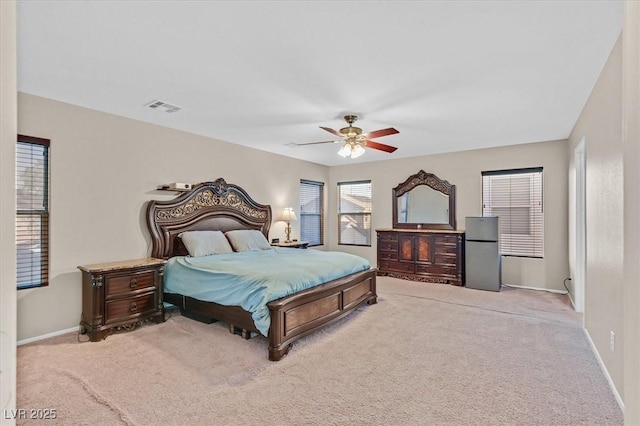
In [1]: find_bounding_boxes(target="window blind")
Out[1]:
[482,168,543,258]
[17,135,50,289]
[338,181,372,246]
[299,180,324,246]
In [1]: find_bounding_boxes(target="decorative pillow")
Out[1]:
[225,229,272,252]
[178,231,234,257]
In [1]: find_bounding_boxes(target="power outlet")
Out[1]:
[610,331,615,351]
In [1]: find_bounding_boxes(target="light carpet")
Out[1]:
[16,277,623,425]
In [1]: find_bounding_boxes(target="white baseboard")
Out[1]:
[501,282,569,294]
[17,326,78,346]
[567,292,577,309]
[583,328,625,413]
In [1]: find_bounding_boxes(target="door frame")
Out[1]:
[574,138,586,313]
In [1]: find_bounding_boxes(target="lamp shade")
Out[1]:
[337,143,352,157]
[351,145,366,158]
[280,207,297,222]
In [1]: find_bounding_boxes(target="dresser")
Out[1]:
[78,258,166,341]
[376,229,464,285]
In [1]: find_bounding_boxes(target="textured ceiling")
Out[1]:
[17,1,623,166]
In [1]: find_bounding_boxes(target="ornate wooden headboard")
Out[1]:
[146,178,272,259]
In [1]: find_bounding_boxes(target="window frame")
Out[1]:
[299,179,324,247]
[337,180,372,247]
[16,134,50,290]
[481,167,544,258]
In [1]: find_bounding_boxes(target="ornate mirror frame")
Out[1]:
[392,170,456,230]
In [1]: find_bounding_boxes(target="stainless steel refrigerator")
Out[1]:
[465,216,502,291]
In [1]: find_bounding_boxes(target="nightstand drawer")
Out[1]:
[106,270,155,297]
[105,292,157,324]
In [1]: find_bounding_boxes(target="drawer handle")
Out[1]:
[129,279,138,288]
[129,302,138,312]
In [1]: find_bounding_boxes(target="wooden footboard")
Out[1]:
[267,268,377,361]
[164,268,377,361]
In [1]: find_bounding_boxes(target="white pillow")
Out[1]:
[225,230,272,252]
[178,231,234,257]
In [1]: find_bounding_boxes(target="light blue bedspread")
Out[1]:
[164,248,371,336]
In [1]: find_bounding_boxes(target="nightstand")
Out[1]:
[78,258,166,342]
[271,241,309,249]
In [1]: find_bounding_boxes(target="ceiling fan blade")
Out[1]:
[294,140,341,146]
[364,140,398,153]
[319,126,343,137]
[363,127,399,139]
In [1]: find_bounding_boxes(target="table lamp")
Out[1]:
[280,207,297,243]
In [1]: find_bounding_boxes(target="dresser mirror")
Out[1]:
[392,170,456,230]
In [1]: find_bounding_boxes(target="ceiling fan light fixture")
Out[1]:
[351,144,366,158]
[337,143,352,158]
[337,142,366,159]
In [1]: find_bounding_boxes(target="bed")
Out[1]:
[146,178,377,361]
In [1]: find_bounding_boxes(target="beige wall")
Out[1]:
[566,6,640,421]
[1,0,17,421]
[567,36,625,403]
[16,93,329,341]
[327,139,570,292]
[622,1,640,423]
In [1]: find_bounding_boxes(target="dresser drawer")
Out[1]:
[415,264,458,277]
[378,240,398,252]
[379,250,398,261]
[105,292,158,324]
[434,253,459,266]
[434,243,459,254]
[379,260,415,273]
[434,234,459,244]
[105,270,155,297]
[378,232,398,243]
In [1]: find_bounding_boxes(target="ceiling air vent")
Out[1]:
[144,100,182,113]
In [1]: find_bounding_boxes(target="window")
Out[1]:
[482,168,543,258]
[338,180,372,246]
[299,180,324,246]
[16,135,50,289]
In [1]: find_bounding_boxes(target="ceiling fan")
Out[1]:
[295,115,399,159]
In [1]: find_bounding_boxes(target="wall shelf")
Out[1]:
[156,185,191,192]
